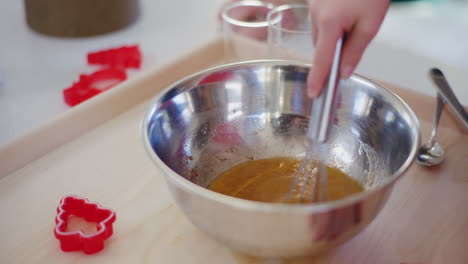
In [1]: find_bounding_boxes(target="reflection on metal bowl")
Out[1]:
[143,60,421,258]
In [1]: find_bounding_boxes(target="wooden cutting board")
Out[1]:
[0,38,466,264]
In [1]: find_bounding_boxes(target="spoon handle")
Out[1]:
[427,94,445,148]
[430,68,468,129]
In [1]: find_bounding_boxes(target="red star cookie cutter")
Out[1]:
[63,68,127,106]
[54,195,116,254]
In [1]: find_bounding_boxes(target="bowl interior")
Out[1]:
[145,61,420,195]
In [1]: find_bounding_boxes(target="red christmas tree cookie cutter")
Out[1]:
[54,195,116,254]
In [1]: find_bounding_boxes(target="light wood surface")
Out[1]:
[0,38,467,264]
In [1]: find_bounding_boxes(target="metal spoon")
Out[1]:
[417,68,468,166]
[417,94,445,166]
[429,68,468,129]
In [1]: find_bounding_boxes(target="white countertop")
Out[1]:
[1,0,467,145]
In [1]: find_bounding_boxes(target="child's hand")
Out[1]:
[306,0,390,98]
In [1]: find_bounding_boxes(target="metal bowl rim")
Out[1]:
[142,59,421,213]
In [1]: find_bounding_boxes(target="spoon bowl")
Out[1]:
[416,94,445,167]
[416,141,445,166]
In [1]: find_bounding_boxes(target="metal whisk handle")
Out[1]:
[308,37,344,143]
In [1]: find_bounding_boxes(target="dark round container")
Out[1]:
[24,0,140,37]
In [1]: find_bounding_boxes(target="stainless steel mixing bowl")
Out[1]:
[142,60,421,258]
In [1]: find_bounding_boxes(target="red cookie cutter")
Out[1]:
[54,195,116,254]
[63,68,127,106]
[87,45,141,69]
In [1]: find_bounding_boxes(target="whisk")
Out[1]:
[286,37,344,203]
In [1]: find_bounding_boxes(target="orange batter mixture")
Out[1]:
[208,157,363,203]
